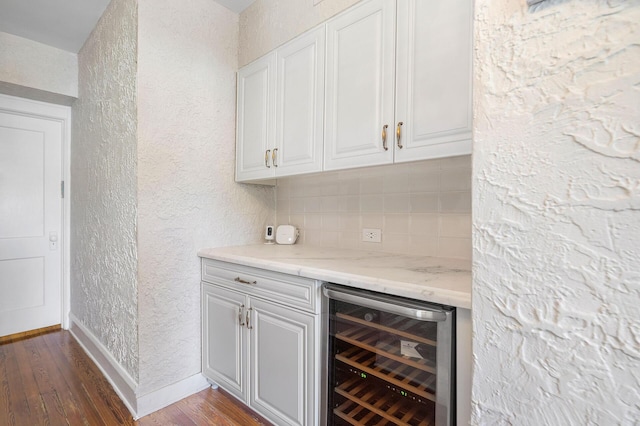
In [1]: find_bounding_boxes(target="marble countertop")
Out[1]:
[198,245,471,309]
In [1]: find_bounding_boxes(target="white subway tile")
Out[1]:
[408,236,439,257]
[440,154,471,169]
[304,197,321,213]
[290,198,305,214]
[359,240,386,252]
[410,193,439,213]
[383,171,410,194]
[321,231,340,247]
[439,237,472,259]
[360,175,384,195]
[338,195,360,213]
[304,229,323,246]
[361,195,384,213]
[320,196,339,213]
[339,232,361,250]
[276,184,290,201]
[361,214,383,229]
[384,214,410,233]
[439,192,472,213]
[440,214,472,238]
[410,214,439,235]
[409,170,440,193]
[321,182,341,196]
[289,214,304,229]
[289,183,308,198]
[322,214,340,231]
[440,167,471,191]
[276,199,290,214]
[339,214,360,231]
[304,214,322,230]
[382,232,409,254]
[338,178,360,195]
[276,212,289,226]
[384,194,411,214]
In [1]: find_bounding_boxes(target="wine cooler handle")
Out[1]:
[323,285,448,322]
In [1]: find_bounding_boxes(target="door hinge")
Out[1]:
[61,181,65,198]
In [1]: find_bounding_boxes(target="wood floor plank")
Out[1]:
[205,388,271,425]
[0,342,17,426]
[53,332,134,425]
[21,336,71,425]
[1,331,275,425]
[174,389,237,426]
[36,331,95,426]
[9,336,50,426]
[41,331,106,426]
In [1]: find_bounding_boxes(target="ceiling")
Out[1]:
[0,0,256,53]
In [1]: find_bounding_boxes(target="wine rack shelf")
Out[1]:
[333,377,434,426]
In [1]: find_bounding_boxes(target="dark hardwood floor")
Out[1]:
[0,329,270,425]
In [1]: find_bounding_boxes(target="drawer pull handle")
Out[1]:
[238,304,245,326]
[246,308,253,330]
[234,277,257,285]
[382,124,388,151]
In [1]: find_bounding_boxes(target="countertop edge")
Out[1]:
[198,248,471,310]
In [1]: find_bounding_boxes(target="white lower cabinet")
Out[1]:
[202,259,321,426]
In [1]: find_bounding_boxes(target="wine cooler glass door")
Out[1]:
[323,284,454,426]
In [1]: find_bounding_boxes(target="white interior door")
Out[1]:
[0,109,63,337]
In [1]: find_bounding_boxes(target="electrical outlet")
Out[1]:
[362,228,382,243]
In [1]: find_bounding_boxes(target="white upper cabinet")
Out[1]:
[236,53,277,182]
[394,0,472,163]
[236,27,325,182]
[324,0,472,171]
[275,28,325,177]
[324,0,396,170]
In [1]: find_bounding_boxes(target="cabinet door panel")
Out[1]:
[395,0,472,162]
[236,53,276,181]
[202,284,247,402]
[276,27,325,177]
[324,0,396,171]
[249,298,316,426]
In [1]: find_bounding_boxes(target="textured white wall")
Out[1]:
[0,31,77,103]
[239,0,360,66]
[71,0,139,380]
[472,1,640,424]
[136,0,274,395]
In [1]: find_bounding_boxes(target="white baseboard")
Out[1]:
[69,315,208,420]
[69,314,138,415]
[135,374,210,419]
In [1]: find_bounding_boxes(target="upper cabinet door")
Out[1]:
[324,0,396,171]
[275,27,325,177]
[236,53,277,182]
[394,0,473,163]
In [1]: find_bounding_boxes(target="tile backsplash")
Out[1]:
[275,155,472,259]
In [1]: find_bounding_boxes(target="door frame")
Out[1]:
[0,93,71,330]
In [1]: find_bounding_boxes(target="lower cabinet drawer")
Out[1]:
[202,258,321,314]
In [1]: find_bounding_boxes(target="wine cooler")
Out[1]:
[323,283,455,426]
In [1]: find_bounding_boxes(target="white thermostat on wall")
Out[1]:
[276,225,299,245]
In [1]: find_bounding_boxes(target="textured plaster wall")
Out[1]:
[239,0,360,66]
[71,0,139,380]
[472,1,640,424]
[136,0,274,395]
[0,31,77,102]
